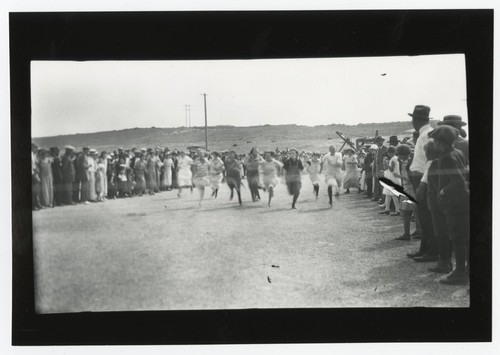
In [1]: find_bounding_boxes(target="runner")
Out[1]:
[321,145,343,206]
[259,151,283,207]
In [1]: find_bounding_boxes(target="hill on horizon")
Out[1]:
[32,120,435,153]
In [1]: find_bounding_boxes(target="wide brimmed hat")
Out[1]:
[408,105,431,120]
[428,126,459,146]
[437,115,467,127]
[369,144,378,150]
[64,145,75,150]
[89,148,97,154]
[82,146,90,150]
[374,136,385,142]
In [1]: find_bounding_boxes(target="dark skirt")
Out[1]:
[286,180,302,195]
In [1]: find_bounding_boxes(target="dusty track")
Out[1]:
[32,178,469,313]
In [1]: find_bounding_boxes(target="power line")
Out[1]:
[201,94,208,150]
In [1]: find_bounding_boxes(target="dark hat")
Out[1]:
[437,115,467,127]
[374,136,385,142]
[408,105,431,120]
[82,146,90,150]
[388,135,399,144]
[428,125,459,146]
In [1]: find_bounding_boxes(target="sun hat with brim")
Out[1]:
[64,145,75,150]
[437,115,467,127]
[89,149,97,154]
[369,144,378,150]
[374,136,385,142]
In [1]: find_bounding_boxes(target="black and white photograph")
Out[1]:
[8,5,493,349]
[30,55,471,313]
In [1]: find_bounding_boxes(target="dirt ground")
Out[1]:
[32,177,469,313]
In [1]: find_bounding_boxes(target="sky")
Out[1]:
[31,54,468,137]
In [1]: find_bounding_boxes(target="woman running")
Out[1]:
[176,151,193,198]
[224,151,243,206]
[209,151,225,198]
[307,152,321,199]
[244,147,263,202]
[283,148,304,209]
[259,151,283,207]
[321,145,343,206]
[192,150,211,206]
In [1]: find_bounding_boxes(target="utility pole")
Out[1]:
[202,93,208,150]
[187,104,191,128]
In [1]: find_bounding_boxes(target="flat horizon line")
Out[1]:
[31,120,426,139]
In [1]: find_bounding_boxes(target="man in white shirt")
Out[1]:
[407,105,438,262]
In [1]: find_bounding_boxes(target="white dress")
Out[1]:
[322,153,343,187]
[163,158,173,187]
[307,160,321,185]
[193,158,211,188]
[177,156,193,187]
[382,156,400,196]
[209,157,225,189]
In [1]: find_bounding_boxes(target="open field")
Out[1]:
[32,177,469,313]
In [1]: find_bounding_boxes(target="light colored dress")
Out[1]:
[39,157,53,207]
[209,157,225,189]
[307,160,321,185]
[259,159,283,188]
[322,152,343,187]
[382,156,400,196]
[193,158,211,188]
[162,157,173,187]
[177,155,193,187]
[87,156,97,201]
[95,159,106,199]
[342,155,360,189]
